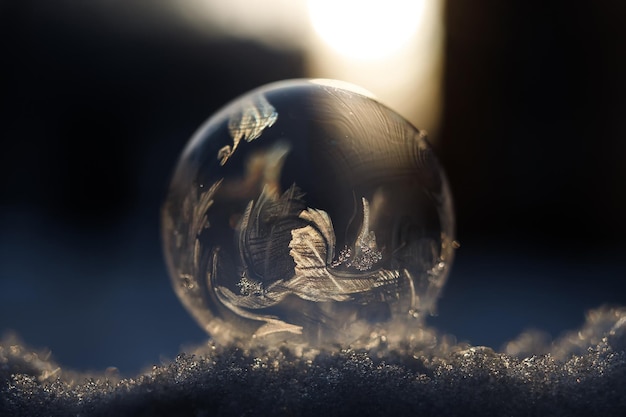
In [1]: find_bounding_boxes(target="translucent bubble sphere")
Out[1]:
[162,79,455,347]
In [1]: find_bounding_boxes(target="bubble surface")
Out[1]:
[161,79,455,347]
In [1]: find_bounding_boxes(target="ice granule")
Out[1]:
[1,306,626,417]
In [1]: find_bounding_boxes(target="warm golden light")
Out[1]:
[168,0,445,137]
[306,0,445,137]
[307,0,425,60]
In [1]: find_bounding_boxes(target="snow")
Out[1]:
[2,306,625,416]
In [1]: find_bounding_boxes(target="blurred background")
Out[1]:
[1,0,625,375]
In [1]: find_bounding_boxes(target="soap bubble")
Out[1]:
[161,79,455,347]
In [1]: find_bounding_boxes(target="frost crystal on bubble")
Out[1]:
[217,185,400,323]
[331,198,383,271]
[236,276,266,297]
[161,79,455,346]
[218,93,278,165]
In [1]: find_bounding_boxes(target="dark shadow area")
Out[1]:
[432,1,626,346]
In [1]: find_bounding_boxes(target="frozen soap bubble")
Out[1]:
[161,79,455,348]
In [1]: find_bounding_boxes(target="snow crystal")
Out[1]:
[1,306,625,417]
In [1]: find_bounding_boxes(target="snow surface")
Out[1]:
[2,306,626,417]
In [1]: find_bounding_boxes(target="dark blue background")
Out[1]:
[1,1,625,376]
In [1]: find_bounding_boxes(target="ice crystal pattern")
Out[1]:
[161,79,455,346]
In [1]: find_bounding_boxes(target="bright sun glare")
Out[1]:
[307,0,425,61]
